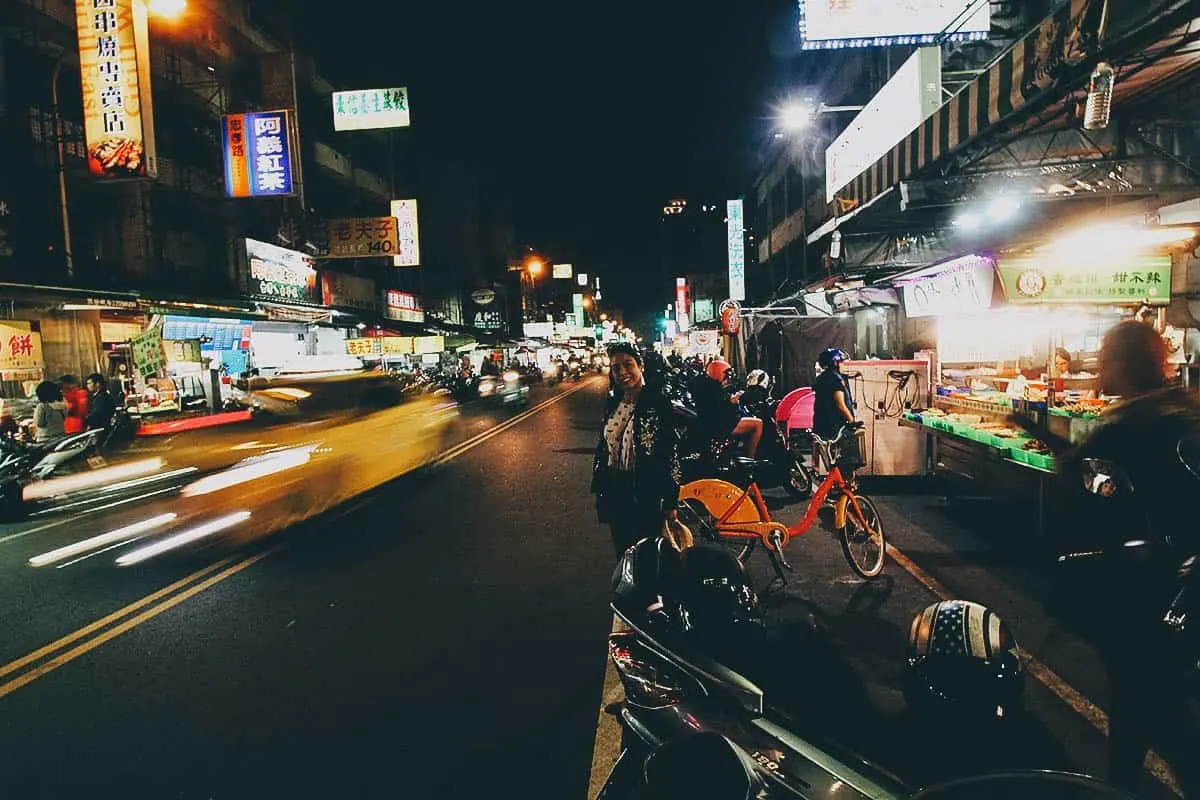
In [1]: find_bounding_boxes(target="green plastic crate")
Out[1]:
[1009,447,1032,465]
[1027,452,1055,471]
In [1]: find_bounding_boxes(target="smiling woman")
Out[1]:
[591,344,681,557]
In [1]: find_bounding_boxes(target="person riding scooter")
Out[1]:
[688,360,762,459]
[813,349,856,441]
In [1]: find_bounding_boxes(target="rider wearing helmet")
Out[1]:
[813,348,856,440]
[689,359,763,458]
[741,370,771,408]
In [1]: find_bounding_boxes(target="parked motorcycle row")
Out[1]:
[598,359,1200,799]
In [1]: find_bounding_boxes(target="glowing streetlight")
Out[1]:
[526,258,544,277]
[582,297,593,310]
[779,101,815,133]
[149,0,187,19]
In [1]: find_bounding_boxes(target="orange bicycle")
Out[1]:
[676,424,886,585]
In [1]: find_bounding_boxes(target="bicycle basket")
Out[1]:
[834,427,867,471]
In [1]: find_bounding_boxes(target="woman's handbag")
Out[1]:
[663,518,694,552]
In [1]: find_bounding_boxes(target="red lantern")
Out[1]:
[719,300,742,335]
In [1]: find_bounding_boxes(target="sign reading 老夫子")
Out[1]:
[997,256,1172,305]
[326,217,400,258]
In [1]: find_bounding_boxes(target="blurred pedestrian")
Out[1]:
[58,374,88,435]
[84,373,116,431]
[1054,321,1200,796]
[592,343,681,557]
[32,381,67,442]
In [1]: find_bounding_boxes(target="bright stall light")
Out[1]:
[1040,225,1197,260]
[148,0,186,18]
[987,196,1021,222]
[953,212,982,230]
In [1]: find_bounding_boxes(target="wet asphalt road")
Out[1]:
[0,377,1181,799]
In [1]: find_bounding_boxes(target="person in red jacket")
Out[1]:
[58,374,89,435]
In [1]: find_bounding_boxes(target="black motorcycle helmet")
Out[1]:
[903,600,1025,721]
[817,348,847,371]
[671,545,763,641]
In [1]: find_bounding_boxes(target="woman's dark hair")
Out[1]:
[35,381,61,403]
[607,342,642,364]
[1054,347,1072,364]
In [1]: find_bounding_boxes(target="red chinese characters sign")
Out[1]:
[0,323,43,377]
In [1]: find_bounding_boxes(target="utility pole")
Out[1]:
[51,57,74,280]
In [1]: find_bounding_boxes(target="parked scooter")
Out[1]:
[0,411,138,519]
[598,537,1126,800]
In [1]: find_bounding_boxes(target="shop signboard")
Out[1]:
[523,322,554,338]
[385,290,424,323]
[693,297,715,323]
[346,338,379,356]
[75,0,157,180]
[326,217,399,259]
[222,110,294,198]
[901,257,996,318]
[413,336,444,355]
[997,256,1172,305]
[825,48,941,202]
[243,238,318,304]
[553,263,574,280]
[572,293,586,329]
[332,87,410,132]
[164,339,202,363]
[690,329,720,354]
[0,322,42,378]
[162,317,252,351]
[675,277,691,333]
[390,199,421,267]
[726,200,746,302]
[321,271,378,312]
[799,0,989,50]
[130,327,166,377]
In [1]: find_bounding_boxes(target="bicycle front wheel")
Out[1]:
[838,493,886,578]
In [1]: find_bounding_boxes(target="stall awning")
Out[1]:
[829,0,1198,216]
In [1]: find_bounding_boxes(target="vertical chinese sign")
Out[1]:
[390,199,420,266]
[675,277,691,333]
[76,0,157,179]
[222,110,295,198]
[726,199,746,302]
[0,323,43,380]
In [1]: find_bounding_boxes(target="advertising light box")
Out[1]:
[799,0,989,50]
[825,47,942,202]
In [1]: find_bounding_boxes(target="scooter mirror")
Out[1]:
[641,732,756,800]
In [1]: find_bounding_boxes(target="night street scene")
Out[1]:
[0,0,1199,797]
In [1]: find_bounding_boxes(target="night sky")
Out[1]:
[294,1,812,319]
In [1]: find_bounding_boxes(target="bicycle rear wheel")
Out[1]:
[837,493,886,578]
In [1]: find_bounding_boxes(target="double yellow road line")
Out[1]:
[0,551,271,701]
[0,378,597,702]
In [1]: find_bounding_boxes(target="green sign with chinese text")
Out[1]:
[997,256,1171,305]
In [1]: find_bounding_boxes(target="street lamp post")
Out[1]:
[772,99,865,294]
[51,57,73,279]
